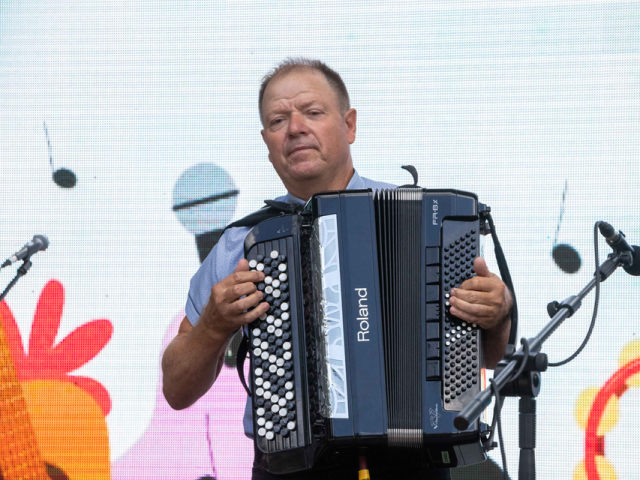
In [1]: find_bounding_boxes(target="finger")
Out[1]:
[231,292,267,315]
[234,258,250,273]
[449,288,493,306]
[226,281,260,302]
[449,297,495,324]
[237,302,271,325]
[455,275,496,293]
[473,257,491,277]
[221,270,265,288]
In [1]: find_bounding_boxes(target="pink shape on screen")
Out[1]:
[112,311,253,479]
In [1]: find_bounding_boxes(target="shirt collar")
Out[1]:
[281,169,364,205]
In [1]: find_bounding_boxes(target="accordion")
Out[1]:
[243,188,489,475]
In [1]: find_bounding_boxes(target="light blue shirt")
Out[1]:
[184,169,396,437]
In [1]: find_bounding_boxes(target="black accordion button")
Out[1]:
[282,322,291,331]
[270,374,278,383]
[264,401,272,409]
[272,414,281,423]
[286,401,295,410]
[280,418,288,427]
[265,411,273,420]
[257,283,266,291]
[287,411,295,420]
[280,428,289,437]
[284,362,292,370]
[256,254,265,262]
[256,398,265,406]
[280,283,289,292]
[278,388,286,396]
[260,332,268,340]
[264,267,272,276]
[273,425,281,434]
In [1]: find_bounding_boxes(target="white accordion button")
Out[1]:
[285,381,294,390]
[269,364,277,373]
[272,279,280,288]
[270,250,279,259]
[257,407,265,416]
[281,302,289,311]
[259,313,267,320]
[274,319,283,328]
[253,338,261,347]
[258,428,266,437]
[281,312,290,321]
[271,394,279,403]
[283,342,291,350]
[273,290,281,298]
[265,286,273,294]
[445,341,451,346]
[265,420,273,430]
[278,264,287,272]
[462,322,467,326]
[275,329,283,337]
[280,408,288,417]
[287,421,296,431]
[266,431,275,440]
[271,404,280,413]
[264,276,272,285]
[261,351,269,360]
[266,315,275,324]
[257,263,264,272]
[269,354,277,363]
[263,391,272,399]
[255,378,263,386]
[256,387,264,396]
[252,328,261,337]
[285,391,294,400]
[283,351,292,360]
[278,399,287,408]
[445,333,450,339]
[267,325,275,334]
[276,358,284,367]
[253,348,262,356]
[279,273,287,282]
[257,417,266,426]
[263,381,271,390]
[261,341,269,350]
[249,259,257,269]
[277,368,285,376]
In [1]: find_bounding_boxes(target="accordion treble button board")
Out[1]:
[441,220,482,412]
[247,241,301,451]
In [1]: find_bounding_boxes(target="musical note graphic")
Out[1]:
[44,122,77,189]
[552,180,582,274]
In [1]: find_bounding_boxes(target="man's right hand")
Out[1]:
[162,258,269,410]
[199,258,270,339]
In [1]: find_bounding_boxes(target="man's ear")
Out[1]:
[345,108,357,144]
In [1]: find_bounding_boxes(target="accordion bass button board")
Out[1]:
[243,188,487,475]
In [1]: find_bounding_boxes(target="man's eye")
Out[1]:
[272,118,283,125]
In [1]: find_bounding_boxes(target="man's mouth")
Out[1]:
[288,145,314,156]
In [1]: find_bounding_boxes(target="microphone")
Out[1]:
[1,235,49,268]
[598,222,640,276]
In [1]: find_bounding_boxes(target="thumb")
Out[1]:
[234,258,250,273]
[473,257,491,277]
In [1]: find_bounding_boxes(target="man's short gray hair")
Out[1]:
[259,58,351,125]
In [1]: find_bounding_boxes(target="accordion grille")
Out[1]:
[374,188,423,449]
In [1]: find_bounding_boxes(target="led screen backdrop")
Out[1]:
[0,1,638,478]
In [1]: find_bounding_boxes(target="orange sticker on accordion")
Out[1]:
[573,340,640,480]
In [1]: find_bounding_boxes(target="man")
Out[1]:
[162,58,512,479]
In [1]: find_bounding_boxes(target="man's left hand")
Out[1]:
[449,257,512,330]
[449,257,512,368]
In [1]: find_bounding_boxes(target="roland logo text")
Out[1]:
[355,288,370,342]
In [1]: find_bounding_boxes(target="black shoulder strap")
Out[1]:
[236,330,251,396]
[224,200,304,232]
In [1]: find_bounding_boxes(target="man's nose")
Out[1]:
[288,112,308,136]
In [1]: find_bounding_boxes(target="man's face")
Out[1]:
[260,69,356,194]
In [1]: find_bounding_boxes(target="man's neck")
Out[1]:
[285,167,355,202]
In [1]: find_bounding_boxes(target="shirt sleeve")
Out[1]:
[185,227,251,325]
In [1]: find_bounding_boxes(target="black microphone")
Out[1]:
[1,235,50,268]
[598,222,640,276]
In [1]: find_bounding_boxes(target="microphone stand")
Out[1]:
[0,259,34,303]
[454,249,635,480]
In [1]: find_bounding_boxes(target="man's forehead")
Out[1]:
[263,70,337,111]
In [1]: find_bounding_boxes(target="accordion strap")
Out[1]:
[236,328,251,396]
